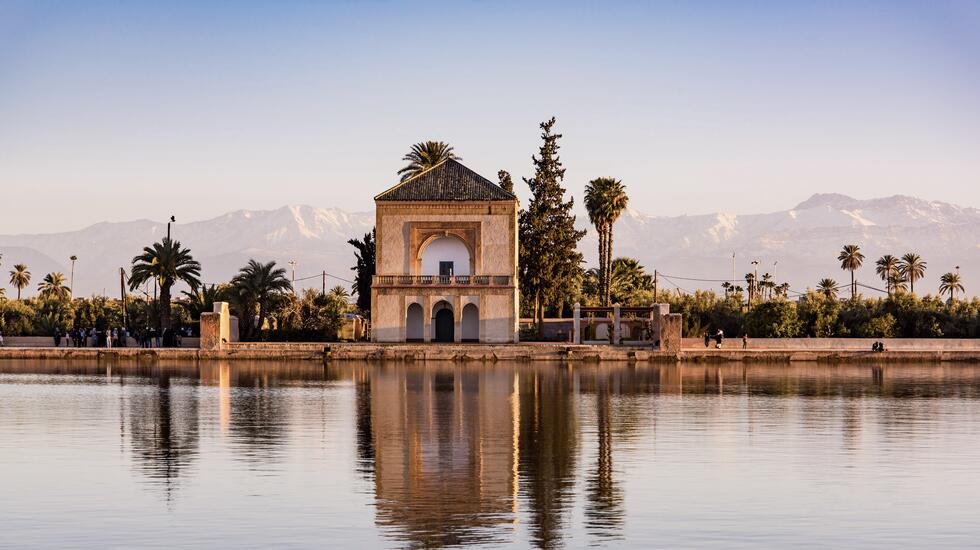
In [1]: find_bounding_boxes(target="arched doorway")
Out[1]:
[433,301,454,342]
[461,303,479,342]
[406,303,423,342]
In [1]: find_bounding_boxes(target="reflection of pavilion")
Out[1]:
[367,366,520,547]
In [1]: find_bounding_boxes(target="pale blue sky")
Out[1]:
[2,0,979,233]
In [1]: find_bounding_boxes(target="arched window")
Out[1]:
[420,236,471,276]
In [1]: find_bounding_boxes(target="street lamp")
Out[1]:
[167,216,175,240]
[751,260,759,305]
[69,255,77,299]
[288,260,297,292]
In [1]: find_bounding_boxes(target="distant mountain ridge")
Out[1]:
[1,195,977,299]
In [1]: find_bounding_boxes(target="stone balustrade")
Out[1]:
[373,275,513,287]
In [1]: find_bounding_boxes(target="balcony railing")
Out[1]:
[373,275,513,287]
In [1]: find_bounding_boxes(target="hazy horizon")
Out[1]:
[3,1,980,233]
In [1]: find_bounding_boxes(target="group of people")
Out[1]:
[50,326,188,348]
[703,329,750,349]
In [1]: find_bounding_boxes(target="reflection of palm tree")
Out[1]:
[124,375,200,497]
[584,378,624,542]
[939,272,964,303]
[838,244,864,300]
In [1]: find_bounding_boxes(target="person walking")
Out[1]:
[715,329,724,349]
[704,332,710,348]
[54,328,62,348]
[742,334,748,349]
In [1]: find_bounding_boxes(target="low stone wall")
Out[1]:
[3,342,980,364]
[683,337,980,351]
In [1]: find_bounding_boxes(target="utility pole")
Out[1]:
[773,260,778,281]
[732,252,736,288]
[120,268,127,327]
[322,270,326,295]
[289,260,297,293]
[751,260,759,306]
[653,270,658,303]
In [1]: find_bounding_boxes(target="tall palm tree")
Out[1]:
[397,141,459,182]
[817,278,838,298]
[744,273,757,305]
[129,237,202,335]
[9,264,31,300]
[875,254,900,296]
[37,272,71,301]
[760,273,774,301]
[838,244,865,300]
[584,177,629,306]
[899,253,927,295]
[939,272,965,303]
[231,260,292,338]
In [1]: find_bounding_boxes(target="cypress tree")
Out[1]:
[348,228,376,314]
[498,170,515,194]
[518,117,586,334]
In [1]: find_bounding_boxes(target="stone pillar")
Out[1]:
[613,303,621,345]
[660,313,682,353]
[200,302,231,350]
[423,295,432,343]
[573,302,581,344]
[453,295,462,343]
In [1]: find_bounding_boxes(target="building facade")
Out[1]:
[371,159,520,343]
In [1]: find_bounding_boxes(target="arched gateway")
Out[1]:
[370,159,519,343]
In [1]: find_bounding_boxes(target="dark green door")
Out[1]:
[434,309,454,342]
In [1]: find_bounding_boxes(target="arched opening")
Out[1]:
[420,236,471,277]
[461,303,479,342]
[406,303,423,342]
[432,300,454,343]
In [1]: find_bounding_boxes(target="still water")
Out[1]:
[2,360,980,549]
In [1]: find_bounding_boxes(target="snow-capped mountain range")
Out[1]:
[1,194,977,299]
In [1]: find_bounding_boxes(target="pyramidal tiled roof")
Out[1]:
[375,159,517,202]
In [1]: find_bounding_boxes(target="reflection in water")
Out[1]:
[122,374,199,497]
[5,360,980,548]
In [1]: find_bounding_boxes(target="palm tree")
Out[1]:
[899,253,927,295]
[584,177,629,306]
[608,257,653,305]
[939,272,965,303]
[760,273,774,301]
[9,264,31,300]
[37,272,71,300]
[328,285,349,301]
[397,141,459,182]
[744,273,757,305]
[231,260,292,338]
[181,284,223,320]
[817,278,838,298]
[838,244,865,300]
[129,237,202,336]
[875,254,900,296]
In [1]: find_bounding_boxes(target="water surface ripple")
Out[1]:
[1,361,979,549]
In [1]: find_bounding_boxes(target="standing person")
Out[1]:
[54,328,62,348]
[0,329,5,347]
[704,332,710,348]
[715,329,724,349]
[742,334,748,349]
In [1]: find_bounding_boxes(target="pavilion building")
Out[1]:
[371,159,519,343]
